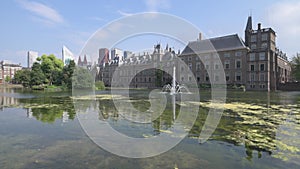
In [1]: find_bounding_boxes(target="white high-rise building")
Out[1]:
[27,51,38,68]
[62,46,74,66]
[111,48,123,61]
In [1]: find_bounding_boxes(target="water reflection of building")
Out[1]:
[62,111,69,123]
[0,88,19,110]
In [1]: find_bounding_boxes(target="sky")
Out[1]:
[0,0,300,66]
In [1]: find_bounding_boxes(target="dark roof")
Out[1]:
[181,34,248,55]
[245,16,252,31]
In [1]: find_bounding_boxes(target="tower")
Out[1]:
[244,15,252,46]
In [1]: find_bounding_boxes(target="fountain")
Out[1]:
[162,66,191,94]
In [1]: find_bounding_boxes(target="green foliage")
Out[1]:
[155,69,163,87]
[30,62,46,87]
[13,55,76,90]
[291,54,300,81]
[5,76,11,83]
[62,60,75,89]
[40,54,64,85]
[14,69,31,87]
[95,81,105,90]
[72,67,94,89]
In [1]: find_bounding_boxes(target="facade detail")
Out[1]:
[92,16,291,91]
[0,60,22,83]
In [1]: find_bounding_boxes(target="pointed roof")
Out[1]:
[245,16,252,31]
[83,55,88,64]
[180,34,248,55]
[78,56,82,64]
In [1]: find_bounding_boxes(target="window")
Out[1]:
[261,42,267,49]
[196,63,201,71]
[205,63,209,70]
[259,52,265,60]
[215,75,219,82]
[262,34,268,41]
[181,76,184,81]
[260,73,265,81]
[251,44,257,49]
[260,64,265,71]
[188,57,192,61]
[188,63,192,70]
[235,51,242,57]
[250,73,255,82]
[224,53,230,57]
[226,74,230,81]
[236,60,241,69]
[251,35,257,42]
[236,72,241,81]
[181,66,184,71]
[188,76,192,81]
[206,75,209,81]
[215,64,219,70]
[249,53,255,61]
[197,77,200,82]
[260,84,265,88]
[225,60,230,69]
[250,64,255,71]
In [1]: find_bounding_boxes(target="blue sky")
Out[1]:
[1,0,299,66]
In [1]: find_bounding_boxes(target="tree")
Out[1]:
[72,67,94,89]
[5,76,11,83]
[14,69,31,87]
[62,60,75,89]
[30,62,46,87]
[291,53,300,81]
[39,54,64,85]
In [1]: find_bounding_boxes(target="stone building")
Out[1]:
[0,60,22,83]
[179,16,291,91]
[98,16,291,91]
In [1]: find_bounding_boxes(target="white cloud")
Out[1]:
[145,0,171,12]
[117,10,133,17]
[265,1,300,57]
[89,16,106,22]
[16,0,64,25]
[267,1,300,34]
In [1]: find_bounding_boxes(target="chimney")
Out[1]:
[258,23,261,30]
[198,32,202,40]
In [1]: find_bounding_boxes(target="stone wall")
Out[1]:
[278,82,300,91]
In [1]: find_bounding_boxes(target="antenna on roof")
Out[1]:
[249,9,252,16]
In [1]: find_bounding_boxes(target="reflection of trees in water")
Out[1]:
[97,98,176,133]
[20,97,75,123]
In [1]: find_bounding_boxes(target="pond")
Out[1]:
[0,87,300,169]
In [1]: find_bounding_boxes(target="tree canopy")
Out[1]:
[291,54,300,81]
[13,54,75,89]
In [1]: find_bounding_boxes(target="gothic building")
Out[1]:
[98,16,291,91]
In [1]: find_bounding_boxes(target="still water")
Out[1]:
[0,87,300,169]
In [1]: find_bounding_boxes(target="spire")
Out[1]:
[78,56,82,65]
[83,55,87,65]
[245,15,252,32]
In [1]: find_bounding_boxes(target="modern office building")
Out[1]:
[62,46,74,66]
[27,51,38,68]
[98,48,110,66]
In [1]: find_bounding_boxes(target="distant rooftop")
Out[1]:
[181,34,248,55]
